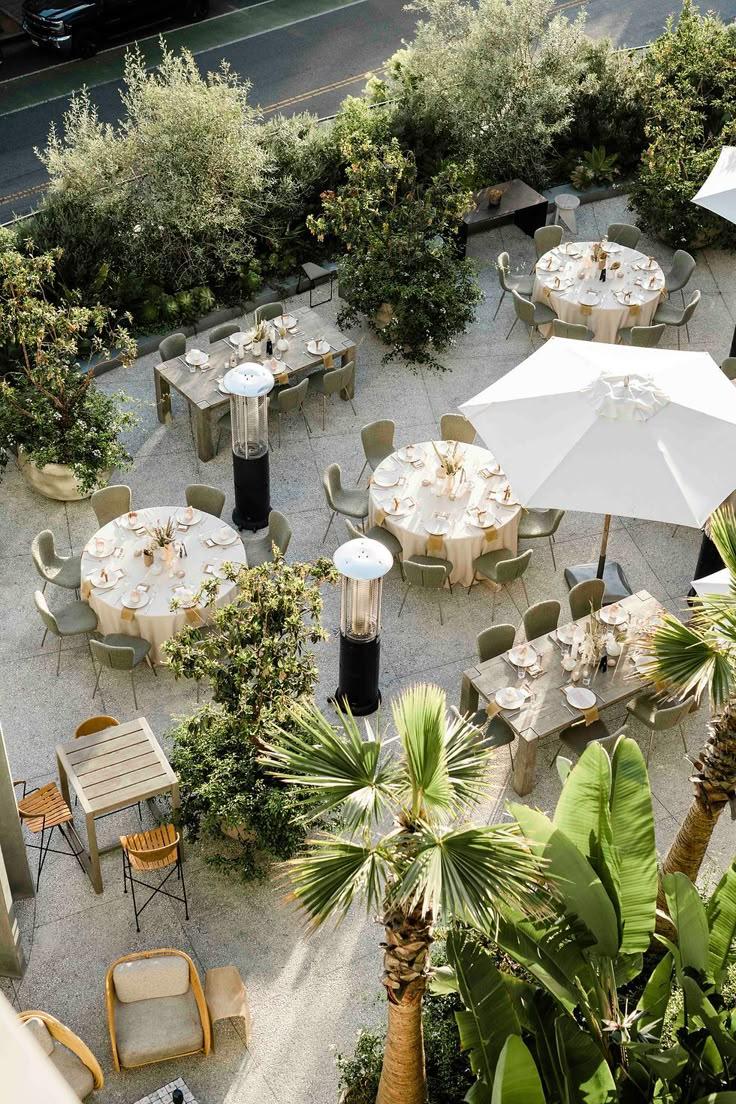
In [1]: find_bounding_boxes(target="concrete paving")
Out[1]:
[1,195,734,1103]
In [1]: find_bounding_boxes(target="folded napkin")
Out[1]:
[427,533,444,555]
[121,607,135,623]
[581,704,599,726]
[542,286,552,298]
[276,371,289,386]
[204,538,216,548]
[483,526,499,545]
[629,303,641,315]
[375,508,386,526]
[321,351,334,369]
[580,304,593,316]
[185,608,204,626]
[81,580,92,601]
[485,701,503,719]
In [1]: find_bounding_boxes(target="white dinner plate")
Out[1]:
[177,508,202,526]
[495,686,527,710]
[537,258,561,273]
[275,314,298,331]
[227,332,252,348]
[372,469,402,489]
[396,446,423,464]
[117,512,144,530]
[380,497,415,518]
[424,516,450,536]
[86,540,115,559]
[565,686,596,709]
[185,349,209,367]
[557,244,582,258]
[545,276,575,291]
[614,292,643,305]
[556,623,586,646]
[600,603,628,626]
[211,528,240,547]
[217,380,231,395]
[508,644,537,668]
[579,291,601,306]
[172,587,196,608]
[491,489,520,507]
[466,508,497,530]
[603,243,621,253]
[638,259,658,271]
[307,339,330,356]
[89,570,120,589]
[122,591,150,610]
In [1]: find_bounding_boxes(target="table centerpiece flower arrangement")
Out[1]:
[144,518,178,569]
[432,440,466,496]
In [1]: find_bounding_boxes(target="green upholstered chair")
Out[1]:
[91,485,132,528]
[551,320,593,341]
[34,590,98,673]
[533,224,563,260]
[209,321,240,344]
[358,420,395,483]
[185,484,226,519]
[664,249,696,307]
[618,324,666,348]
[476,623,516,664]
[310,363,356,429]
[469,548,533,620]
[269,378,311,446]
[522,599,560,641]
[322,463,369,543]
[344,519,403,578]
[439,413,476,444]
[653,289,700,349]
[506,290,556,345]
[451,704,515,768]
[244,510,292,567]
[568,578,605,621]
[158,332,186,362]
[721,357,736,382]
[494,251,534,319]
[90,635,155,710]
[517,508,564,570]
[606,223,641,249]
[625,692,696,765]
[254,302,284,325]
[398,556,454,626]
[551,722,628,766]
[32,530,81,594]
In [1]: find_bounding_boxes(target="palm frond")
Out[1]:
[443,708,497,811]
[392,683,455,822]
[644,614,735,708]
[396,823,545,928]
[260,701,399,830]
[280,834,392,929]
[688,591,736,648]
[709,506,736,580]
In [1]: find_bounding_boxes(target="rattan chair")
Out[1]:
[533,224,563,261]
[254,302,284,325]
[244,510,292,567]
[20,1010,104,1098]
[89,635,155,710]
[91,485,132,528]
[322,463,369,543]
[440,413,476,444]
[493,251,534,319]
[106,948,211,1071]
[476,623,516,663]
[523,599,560,641]
[34,590,98,671]
[469,548,532,619]
[269,378,311,446]
[398,556,454,625]
[185,484,226,518]
[14,781,85,891]
[568,578,605,620]
[626,692,696,765]
[209,321,239,344]
[506,290,556,345]
[606,223,641,249]
[357,420,395,483]
[345,518,403,577]
[618,323,666,348]
[551,320,594,341]
[517,508,564,570]
[32,530,81,594]
[653,289,701,349]
[158,333,186,363]
[120,824,188,932]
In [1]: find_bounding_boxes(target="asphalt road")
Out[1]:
[1,0,736,223]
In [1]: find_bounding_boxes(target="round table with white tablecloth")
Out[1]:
[368,441,521,587]
[533,241,665,343]
[80,506,246,664]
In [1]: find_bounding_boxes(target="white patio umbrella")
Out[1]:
[460,338,736,599]
[691,567,730,597]
[692,146,736,223]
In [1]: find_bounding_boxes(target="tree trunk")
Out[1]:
[376,901,433,1104]
[660,797,725,884]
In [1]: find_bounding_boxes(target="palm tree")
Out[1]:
[260,683,544,1104]
[646,507,736,886]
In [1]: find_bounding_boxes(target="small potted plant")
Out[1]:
[145,518,177,569]
[251,320,269,358]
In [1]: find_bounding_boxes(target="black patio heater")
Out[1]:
[224,362,274,531]
[333,537,393,716]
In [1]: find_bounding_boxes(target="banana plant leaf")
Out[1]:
[502,977,570,1103]
[680,976,736,1061]
[663,873,710,978]
[428,963,458,994]
[608,737,658,954]
[554,1013,617,1104]
[511,804,620,958]
[690,1095,736,1103]
[706,860,736,985]
[636,951,674,1036]
[493,910,592,1012]
[624,1040,688,1081]
[446,929,521,1098]
[491,1036,546,1104]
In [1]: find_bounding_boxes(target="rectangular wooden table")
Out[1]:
[459,590,664,795]
[56,717,180,894]
[154,304,357,461]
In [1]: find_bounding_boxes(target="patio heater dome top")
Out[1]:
[334,538,393,580]
[224,362,274,398]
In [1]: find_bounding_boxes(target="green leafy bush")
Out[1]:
[630,0,736,248]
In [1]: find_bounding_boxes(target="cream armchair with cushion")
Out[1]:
[20,1010,104,1099]
[105,948,211,1071]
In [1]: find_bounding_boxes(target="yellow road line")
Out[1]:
[261,66,385,112]
[0,181,48,207]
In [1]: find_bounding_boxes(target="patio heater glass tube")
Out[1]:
[333,537,393,716]
[224,363,274,532]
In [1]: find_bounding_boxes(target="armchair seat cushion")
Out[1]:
[113,954,189,1003]
[50,1043,95,1100]
[100,634,152,665]
[25,1015,55,1055]
[114,990,204,1068]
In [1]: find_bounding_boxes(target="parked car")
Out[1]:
[22,0,208,57]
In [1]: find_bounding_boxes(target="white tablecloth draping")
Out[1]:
[80,506,246,664]
[368,441,521,587]
[533,241,665,343]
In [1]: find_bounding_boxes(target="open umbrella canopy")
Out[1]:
[693,146,736,223]
[460,338,736,529]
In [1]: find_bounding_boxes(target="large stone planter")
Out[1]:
[17,450,110,502]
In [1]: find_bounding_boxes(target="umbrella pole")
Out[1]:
[563,513,633,604]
